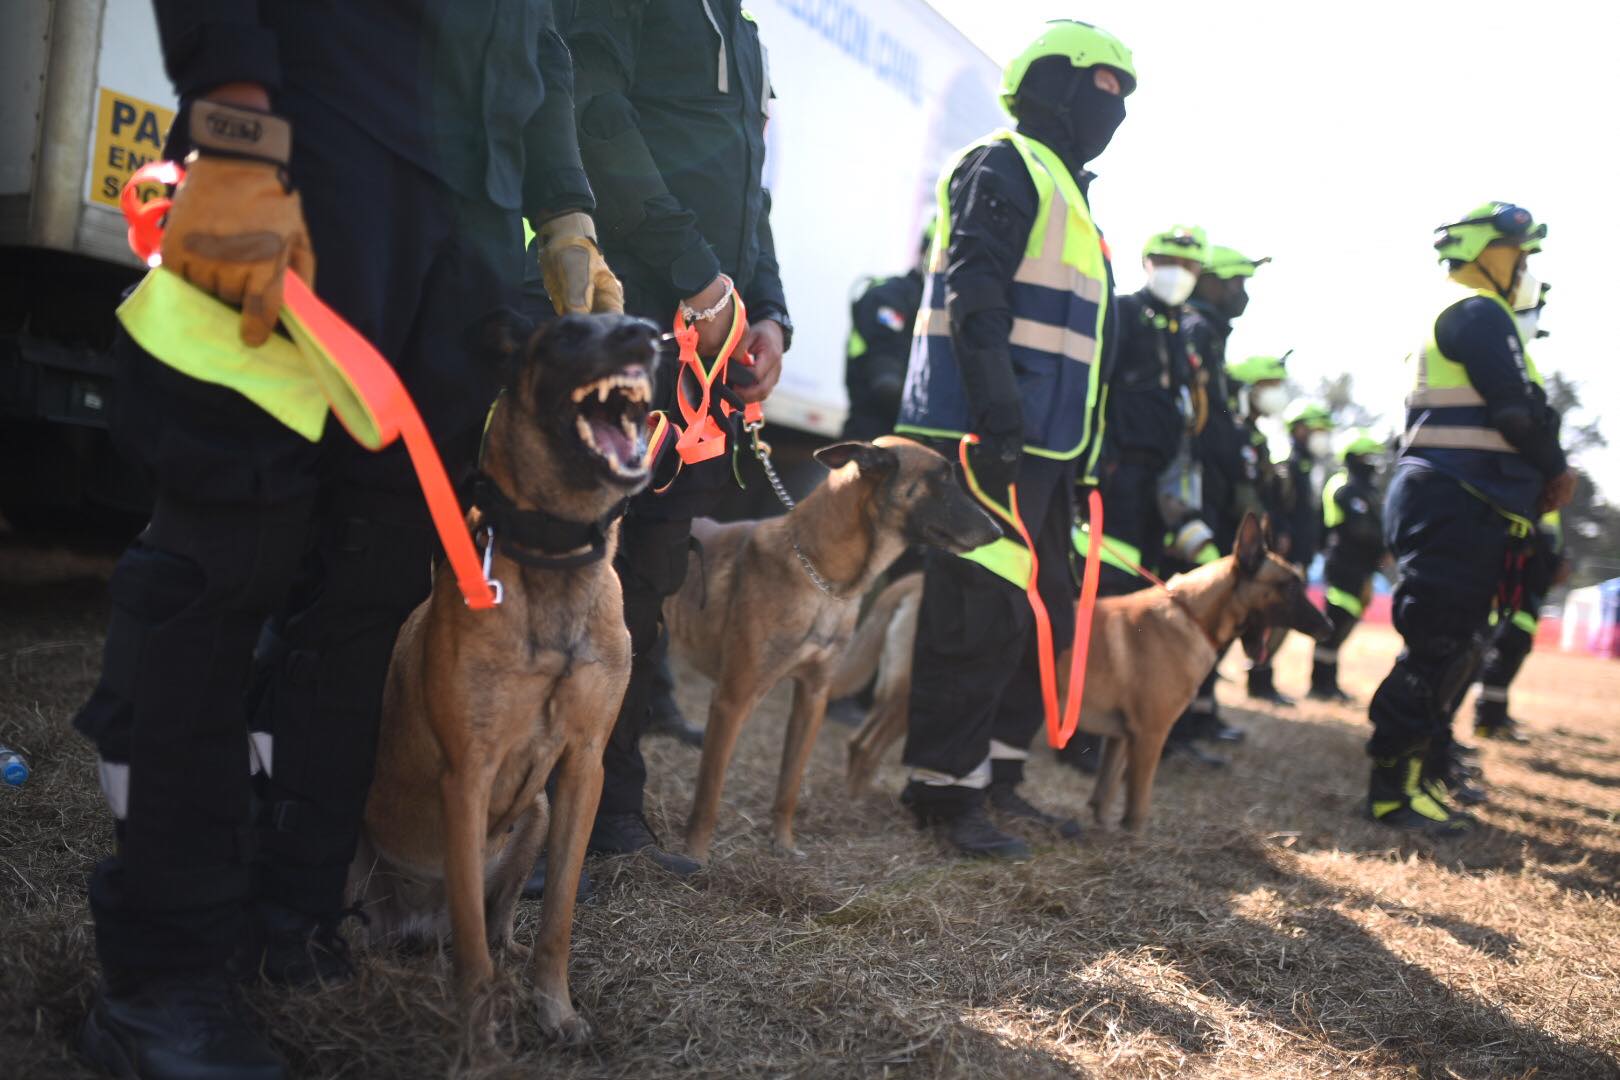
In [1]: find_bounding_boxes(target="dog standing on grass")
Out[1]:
[349,314,656,1045]
[843,513,1332,831]
[664,437,1000,862]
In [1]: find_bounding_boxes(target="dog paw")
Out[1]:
[535,993,593,1047]
[770,838,808,860]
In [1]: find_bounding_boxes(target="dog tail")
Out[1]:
[829,572,923,699]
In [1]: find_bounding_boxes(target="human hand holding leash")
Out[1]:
[536,212,623,314]
[734,318,784,404]
[160,91,315,347]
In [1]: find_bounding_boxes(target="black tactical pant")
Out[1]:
[74,98,521,974]
[902,454,1076,803]
[592,269,739,821]
[1095,452,1164,597]
[1367,465,1512,762]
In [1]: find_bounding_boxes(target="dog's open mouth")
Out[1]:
[571,367,652,480]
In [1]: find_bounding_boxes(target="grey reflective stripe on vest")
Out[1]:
[700,0,729,93]
[1407,426,1515,452]
[1009,319,1098,363]
[917,308,1098,364]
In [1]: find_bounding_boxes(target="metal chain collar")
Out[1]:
[747,419,840,598]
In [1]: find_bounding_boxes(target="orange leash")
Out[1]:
[122,162,500,610]
[957,436,1103,750]
[645,297,763,489]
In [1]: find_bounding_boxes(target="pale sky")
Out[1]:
[926,0,1620,490]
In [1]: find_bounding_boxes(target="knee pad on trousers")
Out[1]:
[144,495,312,614]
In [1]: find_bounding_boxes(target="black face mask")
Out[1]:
[1064,77,1127,165]
[1348,458,1377,484]
[1221,281,1250,320]
[1015,58,1126,167]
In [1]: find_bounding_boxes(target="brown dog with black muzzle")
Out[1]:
[842,513,1332,831]
[664,437,1000,862]
[349,313,657,1045]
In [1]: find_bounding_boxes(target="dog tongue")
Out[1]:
[589,418,634,466]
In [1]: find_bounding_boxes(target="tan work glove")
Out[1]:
[1538,467,1577,514]
[536,212,623,314]
[160,101,315,347]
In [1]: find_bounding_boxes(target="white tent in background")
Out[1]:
[1560,579,1620,659]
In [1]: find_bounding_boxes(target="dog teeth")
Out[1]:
[571,373,651,406]
[576,416,598,450]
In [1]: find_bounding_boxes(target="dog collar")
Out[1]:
[469,473,624,571]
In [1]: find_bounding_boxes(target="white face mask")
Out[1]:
[1252,385,1289,417]
[1510,268,1541,312]
[1146,264,1197,307]
[1515,310,1541,341]
[1308,431,1334,458]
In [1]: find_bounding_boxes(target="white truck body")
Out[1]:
[1,0,1000,439]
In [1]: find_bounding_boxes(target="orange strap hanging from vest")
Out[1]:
[121,161,500,610]
[957,435,1102,749]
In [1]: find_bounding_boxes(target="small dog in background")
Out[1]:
[664,436,999,862]
[842,513,1332,830]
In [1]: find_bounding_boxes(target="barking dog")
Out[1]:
[350,313,656,1044]
[843,513,1332,830]
[664,437,999,862]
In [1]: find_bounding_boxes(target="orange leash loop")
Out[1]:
[957,436,1102,750]
[121,163,499,610]
[670,296,749,465]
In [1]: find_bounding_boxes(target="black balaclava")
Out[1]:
[1014,55,1126,169]
[1220,279,1251,321]
[1347,455,1377,484]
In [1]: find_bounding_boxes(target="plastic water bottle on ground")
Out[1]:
[1,746,29,786]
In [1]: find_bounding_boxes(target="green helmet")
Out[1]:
[1000,20,1136,115]
[1286,401,1334,430]
[1142,224,1209,264]
[1433,202,1547,264]
[1227,353,1289,385]
[1203,245,1271,280]
[1339,429,1385,462]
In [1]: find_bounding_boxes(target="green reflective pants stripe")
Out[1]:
[1511,608,1538,634]
[1326,585,1364,618]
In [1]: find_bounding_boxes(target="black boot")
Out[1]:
[645,655,703,748]
[988,782,1082,841]
[240,903,359,987]
[1187,708,1245,744]
[1428,749,1488,807]
[1161,716,1228,767]
[1474,692,1531,743]
[1308,657,1355,703]
[902,783,1030,860]
[1247,666,1296,707]
[1366,753,1470,835]
[1056,732,1102,775]
[522,856,597,903]
[80,971,286,1080]
[587,811,701,877]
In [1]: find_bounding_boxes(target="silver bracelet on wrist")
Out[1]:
[680,274,735,323]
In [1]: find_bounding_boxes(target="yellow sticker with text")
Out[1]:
[90,88,175,209]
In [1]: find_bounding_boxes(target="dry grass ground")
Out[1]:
[3,557,1618,1078]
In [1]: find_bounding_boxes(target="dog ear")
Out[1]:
[814,441,898,476]
[1235,512,1265,576]
[466,308,535,378]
